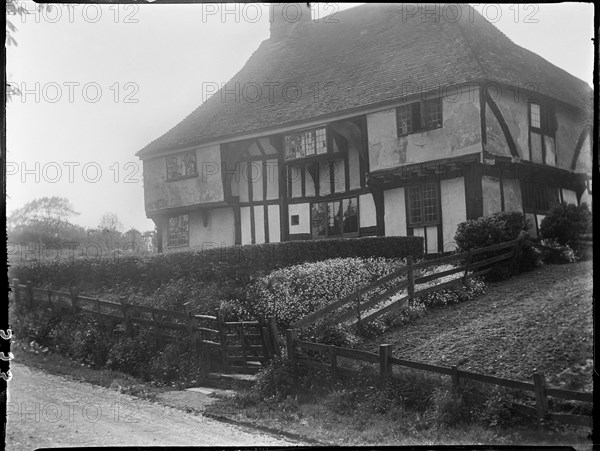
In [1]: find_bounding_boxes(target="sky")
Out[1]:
[6,2,595,233]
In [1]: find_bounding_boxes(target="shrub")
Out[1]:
[454,211,539,280]
[538,239,577,264]
[252,357,330,401]
[242,257,405,330]
[540,202,592,257]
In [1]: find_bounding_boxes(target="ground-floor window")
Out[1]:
[406,182,440,226]
[167,214,189,247]
[311,196,358,238]
[522,182,560,214]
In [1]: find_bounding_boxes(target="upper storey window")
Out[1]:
[529,102,556,135]
[396,98,443,136]
[284,127,328,160]
[166,151,197,181]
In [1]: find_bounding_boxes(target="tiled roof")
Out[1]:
[137,3,592,157]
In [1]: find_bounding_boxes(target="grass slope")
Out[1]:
[360,261,593,388]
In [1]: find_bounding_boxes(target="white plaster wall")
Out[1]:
[265,159,279,200]
[144,144,224,213]
[188,207,235,248]
[482,176,502,216]
[503,178,522,212]
[268,205,281,242]
[367,109,400,171]
[562,189,578,205]
[440,177,466,252]
[254,205,265,244]
[240,206,252,245]
[383,187,406,236]
[359,194,377,228]
[288,203,310,235]
[249,161,263,201]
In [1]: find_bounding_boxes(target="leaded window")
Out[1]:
[168,214,189,246]
[407,183,440,226]
[166,151,197,181]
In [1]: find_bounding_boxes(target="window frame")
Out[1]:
[310,195,360,239]
[284,126,329,161]
[167,214,190,247]
[396,97,443,137]
[521,181,560,214]
[405,182,441,227]
[166,151,198,182]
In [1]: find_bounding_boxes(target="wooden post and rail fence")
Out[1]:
[10,279,280,374]
[292,238,524,330]
[285,329,593,427]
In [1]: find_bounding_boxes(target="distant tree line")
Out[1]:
[7,197,156,260]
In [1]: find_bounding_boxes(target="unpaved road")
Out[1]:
[6,363,301,449]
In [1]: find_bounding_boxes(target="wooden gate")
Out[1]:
[188,307,280,374]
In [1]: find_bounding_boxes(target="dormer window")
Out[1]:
[396,97,443,136]
[284,127,328,160]
[166,151,197,181]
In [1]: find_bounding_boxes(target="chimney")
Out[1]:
[269,3,312,41]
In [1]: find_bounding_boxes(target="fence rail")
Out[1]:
[293,239,521,330]
[11,279,280,373]
[286,329,593,428]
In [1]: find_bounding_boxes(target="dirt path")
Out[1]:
[6,363,301,449]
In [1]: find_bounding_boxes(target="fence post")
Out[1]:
[26,281,34,310]
[215,309,227,368]
[285,329,298,361]
[462,250,473,286]
[407,256,415,300]
[269,317,281,358]
[12,279,21,311]
[70,288,80,314]
[328,345,337,378]
[451,365,462,390]
[512,231,526,267]
[353,292,362,330]
[119,296,131,334]
[379,344,392,379]
[183,302,198,354]
[533,373,549,421]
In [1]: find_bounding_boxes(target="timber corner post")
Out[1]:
[285,329,298,361]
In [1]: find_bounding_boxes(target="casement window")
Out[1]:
[311,196,359,238]
[167,214,189,247]
[522,182,560,213]
[396,98,443,136]
[406,183,440,227]
[529,102,558,165]
[529,102,556,135]
[284,127,328,160]
[166,151,197,181]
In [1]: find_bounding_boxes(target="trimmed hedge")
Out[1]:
[9,236,423,295]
